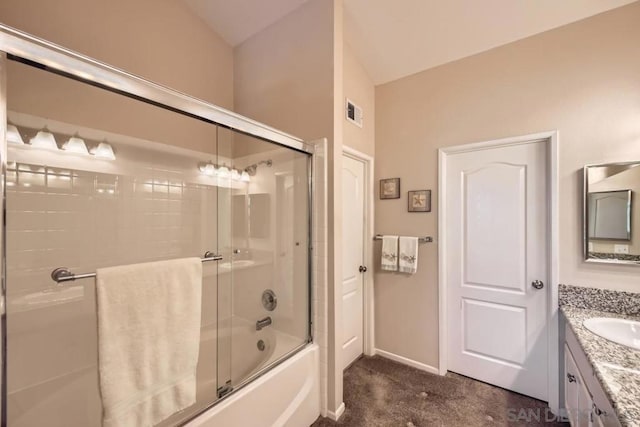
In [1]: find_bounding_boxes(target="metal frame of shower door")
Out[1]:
[0,51,7,427]
[0,24,313,155]
[0,24,317,427]
[307,151,315,344]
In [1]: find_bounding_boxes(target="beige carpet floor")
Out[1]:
[311,355,568,427]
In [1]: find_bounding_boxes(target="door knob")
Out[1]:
[531,280,544,290]
[359,265,367,273]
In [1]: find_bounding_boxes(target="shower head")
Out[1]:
[244,159,272,176]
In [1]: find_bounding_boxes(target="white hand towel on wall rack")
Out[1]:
[96,257,202,427]
[381,235,399,271]
[399,236,419,274]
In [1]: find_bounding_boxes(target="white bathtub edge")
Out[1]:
[187,343,320,427]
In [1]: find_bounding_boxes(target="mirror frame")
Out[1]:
[583,162,640,265]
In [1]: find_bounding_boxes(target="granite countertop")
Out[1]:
[561,304,640,426]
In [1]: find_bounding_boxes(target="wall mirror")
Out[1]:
[584,162,639,264]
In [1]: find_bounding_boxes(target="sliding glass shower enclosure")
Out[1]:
[0,25,313,426]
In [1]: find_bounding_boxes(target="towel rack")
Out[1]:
[374,234,433,243]
[50,251,223,283]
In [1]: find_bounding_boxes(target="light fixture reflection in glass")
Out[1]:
[198,162,216,176]
[62,136,89,155]
[90,141,116,160]
[217,165,230,179]
[29,128,58,150]
[7,124,25,145]
[197,162,250,182]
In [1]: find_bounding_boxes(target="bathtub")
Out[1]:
[7,309,319,427]
[199,317,278,389]
[186,343,320,427]
[161,316,318,426]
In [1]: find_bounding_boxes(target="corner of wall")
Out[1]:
[328,0,345,417]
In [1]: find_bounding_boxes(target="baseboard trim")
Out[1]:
[375,348,441,375]
[327,402,345,421]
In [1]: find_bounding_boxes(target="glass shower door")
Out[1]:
[223,131,311,390]
[1,29,312,426]
[3,56,229,427]
[213,126,233,398]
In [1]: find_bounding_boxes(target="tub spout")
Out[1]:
[256,316,272,331]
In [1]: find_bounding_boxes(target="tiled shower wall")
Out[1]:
[6,165,217,297]
[4,144,223,426]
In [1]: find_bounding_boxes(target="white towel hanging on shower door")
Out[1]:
[96,257,202,427]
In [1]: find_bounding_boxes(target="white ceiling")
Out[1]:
[185,0,637,85]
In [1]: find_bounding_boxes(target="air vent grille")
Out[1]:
[346,98,363,128]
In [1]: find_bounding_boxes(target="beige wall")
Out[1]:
[374,3,640,368]
[343,43,375,157]
[331,1,345,414]
[0,0,234,109]
[233,0,343,415]
[233,0,334,142]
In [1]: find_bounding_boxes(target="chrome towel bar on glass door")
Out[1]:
[373,234,433,243]
[50,251,223,283]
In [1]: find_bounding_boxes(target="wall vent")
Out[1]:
[346,98,363,128]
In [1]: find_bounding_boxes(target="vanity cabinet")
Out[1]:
[564,324,621,427]
[565,343,594,426]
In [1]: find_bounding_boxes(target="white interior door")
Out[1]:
[445,140,548,400]
[342,154,365,369]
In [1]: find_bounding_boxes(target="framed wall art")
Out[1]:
[408,190,431,212]
[379,178,400,199]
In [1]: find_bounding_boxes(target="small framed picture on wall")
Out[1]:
[379,178,400,199]
[408,190,431,212]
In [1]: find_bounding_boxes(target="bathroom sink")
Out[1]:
[583,317,640,350]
